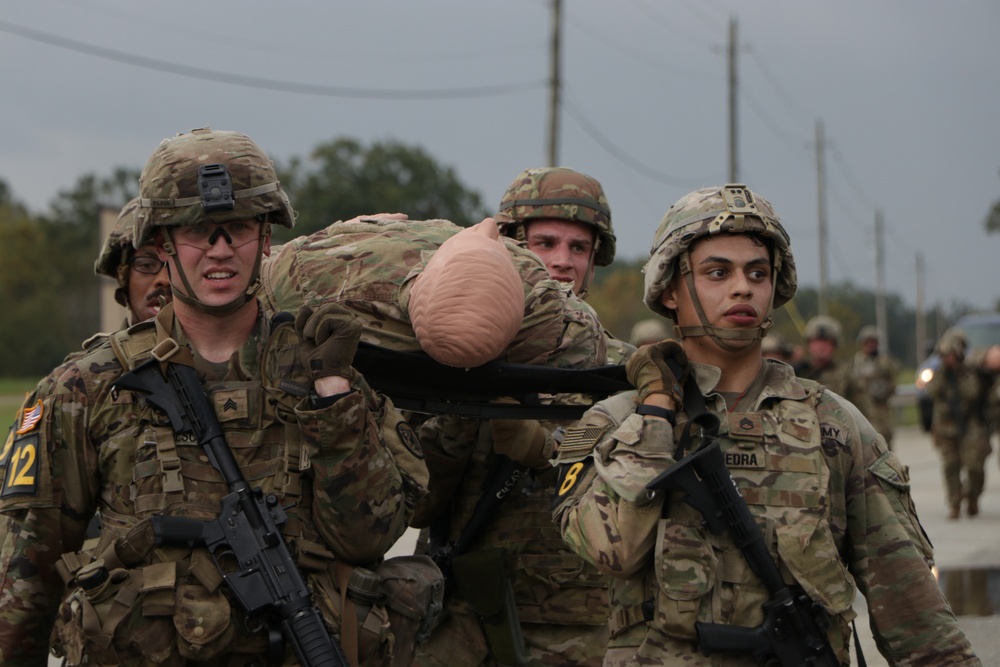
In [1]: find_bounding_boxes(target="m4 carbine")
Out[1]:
[646,415,839,667]
[114,356,347,667]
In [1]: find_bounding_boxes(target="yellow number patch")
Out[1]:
[556,461,589,497]
[2,434,40,498]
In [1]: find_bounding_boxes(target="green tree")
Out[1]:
[276,138,490,241]
[0,170,139,377]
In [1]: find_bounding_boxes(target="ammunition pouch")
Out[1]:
[451,548,527,667]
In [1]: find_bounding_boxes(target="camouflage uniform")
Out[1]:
[852,327,900,448]
[554,363,977,666]
[260,217,608,370]
[794,317,871,418]
[0,129,426,667]
[926,330,993,518]
[554,184,979,666]
[259,212,618,666]
[404,169,622,667]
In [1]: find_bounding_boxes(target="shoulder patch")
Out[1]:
[1,433,40,498]
[556,459,592,498]
[559,425,607,457]
[396,422,423,459]
[16,399,43,435]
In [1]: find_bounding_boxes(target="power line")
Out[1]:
[561,89,718,187]
[0,19,546,100]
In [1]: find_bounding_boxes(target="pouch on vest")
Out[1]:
[378,555,445,667]
[451,549,528,667]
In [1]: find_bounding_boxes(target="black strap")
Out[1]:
[352,341,630,418]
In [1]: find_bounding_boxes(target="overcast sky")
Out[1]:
[2,0,999,312]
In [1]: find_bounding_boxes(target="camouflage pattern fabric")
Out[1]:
[260,217,607,370]
[554,359,980,666]
[413,337,630,667]
[0,302,421,667]
[851,350,900,447]
[794,357,872,418]
[926,362,993,515]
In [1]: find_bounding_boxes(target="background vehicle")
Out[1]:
[914,312,1000,431]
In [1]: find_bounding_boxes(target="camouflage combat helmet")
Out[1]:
[94,198,141,308]
[805,315,842,345]
[642,184,796,349]
[495,167,615,266]
[761,332,792,356]
[856,324,879,345]
[937,328,967,357]
[133,128,295,315]
[134,127,295,246]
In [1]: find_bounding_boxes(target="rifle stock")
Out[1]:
[114,357,347,667]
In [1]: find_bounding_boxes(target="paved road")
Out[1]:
[850,424,1000,665]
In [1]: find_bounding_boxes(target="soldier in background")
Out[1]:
[760,331,794,363]
[0,128,422,666]
[414,167,622,667]
[553,184,978,665]
[795,315,870,415]
[852,325,900,449]
[926,329,993,519]
[18,198,173,416]
[629,318,673,347]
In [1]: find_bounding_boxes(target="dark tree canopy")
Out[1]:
[275,138,490,241]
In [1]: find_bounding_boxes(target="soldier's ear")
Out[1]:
[661,283,678,311]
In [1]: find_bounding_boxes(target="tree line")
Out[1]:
[0,137,988,378]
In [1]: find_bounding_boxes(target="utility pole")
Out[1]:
[874,209,888,352]
[546,0,563,167]
[915,251,926,366]
[728,17,738,183]
[815,119,829,316]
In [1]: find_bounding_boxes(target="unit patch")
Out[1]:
[396,422,423,459]
[556,460,592,498]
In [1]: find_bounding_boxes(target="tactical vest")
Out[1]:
[604,381,857,663]
[51,312,399,667]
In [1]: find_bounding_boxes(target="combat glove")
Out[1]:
[295,303,363,380]
[625,339,689,405]
[490,404,552,469]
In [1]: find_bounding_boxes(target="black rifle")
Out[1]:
[427,454,526,584]
[646,415,839,667]
[113,357,347,667]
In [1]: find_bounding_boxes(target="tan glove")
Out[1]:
[625,339,689,404]
[490,399,552,468]
[295,303,363,380]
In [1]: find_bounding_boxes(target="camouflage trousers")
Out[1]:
[933,432,993,508]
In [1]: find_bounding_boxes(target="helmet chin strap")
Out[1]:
[162,224,267,316]
[672,249,774,352]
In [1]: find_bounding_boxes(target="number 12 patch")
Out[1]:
[2,434,40,498]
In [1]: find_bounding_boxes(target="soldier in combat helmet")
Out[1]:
[553,184,979,665]
[852,325,900,449]
[414,167,624,667]
[795,315,870,416]
[0,128,424,666]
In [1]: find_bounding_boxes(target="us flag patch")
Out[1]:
[16,400,43,435]
[559,426,606,455]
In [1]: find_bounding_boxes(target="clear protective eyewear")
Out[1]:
[172,220,261,250]
[129,255,167,275]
